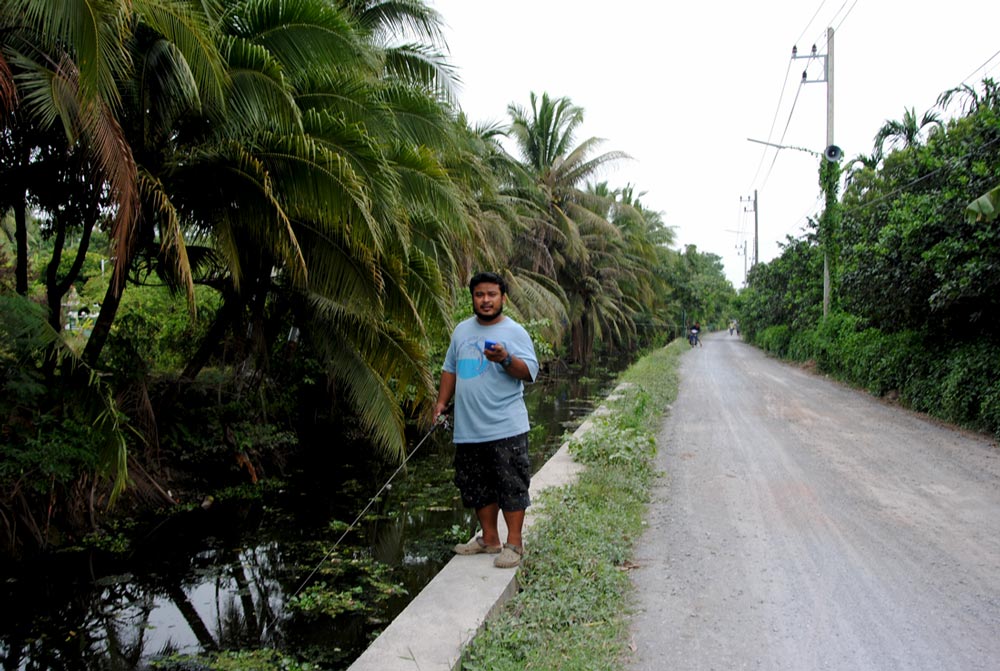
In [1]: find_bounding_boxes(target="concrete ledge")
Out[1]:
[347,384,628,671]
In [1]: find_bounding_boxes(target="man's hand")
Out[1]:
[484,341,507,364]
[433,371,456,426]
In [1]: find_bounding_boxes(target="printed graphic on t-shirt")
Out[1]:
[456,338,493,379]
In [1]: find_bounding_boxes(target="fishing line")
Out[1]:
[262,410,452,636]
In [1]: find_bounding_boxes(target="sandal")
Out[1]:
[453,535,502,555]
[493,543,523,568]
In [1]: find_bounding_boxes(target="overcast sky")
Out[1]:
[428,0,1000,287]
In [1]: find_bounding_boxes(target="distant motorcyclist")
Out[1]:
[688,322,702,348]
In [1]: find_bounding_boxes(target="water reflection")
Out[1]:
[0,362,625,670]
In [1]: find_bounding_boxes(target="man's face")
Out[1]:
[471,282,504,322]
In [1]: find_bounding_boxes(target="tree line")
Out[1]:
[0,0,734,555]
[738,77,1000,438]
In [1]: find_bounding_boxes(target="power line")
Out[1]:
[747,58,795,189]
[840,133,1000,217]
[747,0,1000,273]
[758,80,806,191]
[767,133,1000,258]
[962,47,1000,85]
[734,198,747,242]
[813,0,857,49]
[830,0,859,34]
[755,9,844,194]
[749,0,838,193]
[795,0,829,49]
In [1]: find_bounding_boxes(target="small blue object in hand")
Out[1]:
[484,340,497,351]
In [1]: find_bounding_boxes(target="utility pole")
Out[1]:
[739,191,759,269]
[742,239,748,283]
[793,27,835,316]
[824,28,835,317]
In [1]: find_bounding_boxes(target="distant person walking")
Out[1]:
[433,272,539,569]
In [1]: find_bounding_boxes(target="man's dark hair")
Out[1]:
[469,271,507,295]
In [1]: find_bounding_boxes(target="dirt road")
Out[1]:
[627,332,1000,670]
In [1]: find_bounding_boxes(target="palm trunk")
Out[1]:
[154,290,245,416]
[571,313,597,365]
[14,195,28,295]
[9,134,31,296]
[82,272,125,369]
[44,217,68,333]
[82,196,143,369]
[179,293,242,383]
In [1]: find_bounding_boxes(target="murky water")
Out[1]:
[0,362,627,669]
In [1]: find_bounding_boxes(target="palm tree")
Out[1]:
[0,0,228,505]
[0,0,141,297]
[937,82,981,116]
[80,0,230,367]
[601,183,677,343]
[873,106,943,161]
[4,0,474,463]
[343,0,456,100]
[937,78,1000,116]
[165,0,470,459]
[506,92,630,362]
[443,116,570,341]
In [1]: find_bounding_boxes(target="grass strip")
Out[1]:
[459,341,684,670]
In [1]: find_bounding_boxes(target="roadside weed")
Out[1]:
[460,342,684,670]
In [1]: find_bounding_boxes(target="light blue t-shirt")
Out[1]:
[443,316,539,443]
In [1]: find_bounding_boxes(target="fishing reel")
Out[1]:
[433,401,454,431]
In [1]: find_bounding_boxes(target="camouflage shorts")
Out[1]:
[453,432,531,511]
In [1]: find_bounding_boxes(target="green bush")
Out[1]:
[0,411,103,492]
[786,327,819,362]
[845,329,924,396]
[754,307,1000,437]
[812,312,861,376]
[104,284,220,375]
[901,350,945,416]
[936,341,1000,429]
[755,325,791,356]
[980,380,1000,440]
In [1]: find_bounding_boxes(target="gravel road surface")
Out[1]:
[627,332,1000,671]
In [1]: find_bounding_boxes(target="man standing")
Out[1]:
[432,272,539,569]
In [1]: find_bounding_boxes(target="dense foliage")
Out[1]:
[0,0,734,555]
[739,78,1000,439]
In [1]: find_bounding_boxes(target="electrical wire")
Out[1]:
[962,47,1000,85]
[753,0,854,194]
[747,0,1000,269]
[795,0,829,50]
[840,133,1000,217]
[813,0,856,50]
[750,0,835,193]
[832,0,860,33]
[747,58,795,190]
[758,80,806,192]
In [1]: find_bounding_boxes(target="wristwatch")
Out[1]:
[500,354,513,369]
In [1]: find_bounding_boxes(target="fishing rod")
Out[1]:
[262,409,451,636]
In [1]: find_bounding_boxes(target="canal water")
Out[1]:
[0,361,628,670]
